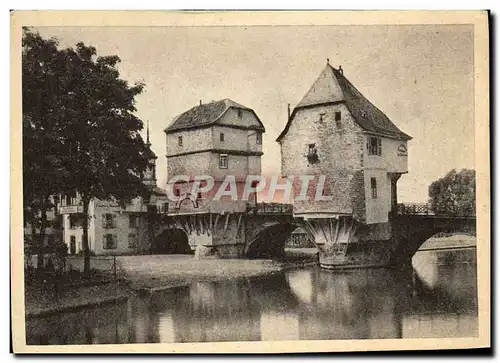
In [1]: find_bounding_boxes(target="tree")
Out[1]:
[23,29,151,276]
[22,28,66,270]
[54,38,150,276]
[428,169,476,216]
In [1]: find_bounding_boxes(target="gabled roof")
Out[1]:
[165,98,265,134]
[277,64,412,142]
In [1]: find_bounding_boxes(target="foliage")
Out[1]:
[22,28,151,275]
[428,169,476,216]
[22,28,67,268]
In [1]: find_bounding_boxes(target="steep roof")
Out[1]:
[165,98,265,134]
[277,64,412,142]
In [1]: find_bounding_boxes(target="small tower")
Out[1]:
[143,121,157,187]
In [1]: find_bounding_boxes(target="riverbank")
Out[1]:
[24,280,131,318]
[24,249,318,316]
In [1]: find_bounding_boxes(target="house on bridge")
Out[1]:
[277,61,412,225]
[162,99,266,256]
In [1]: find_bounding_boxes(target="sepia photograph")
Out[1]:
[10,10,490,353]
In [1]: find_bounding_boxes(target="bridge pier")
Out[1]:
[302,211,475,270]
[303,217,397,269]
[156,212,247,259]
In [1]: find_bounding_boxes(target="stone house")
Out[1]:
[277,62,412,225]
[163,99,265,255]
[164,98,265,214]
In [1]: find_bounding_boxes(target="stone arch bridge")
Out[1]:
[150,202,475,269]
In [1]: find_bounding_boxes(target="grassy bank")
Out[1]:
[24,279,131,318]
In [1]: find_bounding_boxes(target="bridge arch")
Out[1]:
[152,228,193,254]
[245,222,299,260]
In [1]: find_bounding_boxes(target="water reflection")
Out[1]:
[26,248,478,344]
[404,248,478,338]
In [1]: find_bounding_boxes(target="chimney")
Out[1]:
[199,100,202,106]
[287,103,291,120]
[338,65,343,75]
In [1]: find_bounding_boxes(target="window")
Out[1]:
[256,133,262,145]
[197,192,202,200]
[319,113,326,122]
[219,154,228,169]
[102,213,116,229]
[371,177,377,198]
[128,233,137,249]
[335,112,342,129]
[70,236,76,254]
[69,215,79,229]
[65,191,76,206]
[103,234,117,249]
[174,188,180,197]
[368,137,382,156]
[308,143,316,154]
[306,143,319,164]
[237,110,243,119]
[178,136,183,146]
[129,215,139,228]
[220,132,225,142]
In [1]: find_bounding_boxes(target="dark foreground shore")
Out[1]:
[24,249,318,317]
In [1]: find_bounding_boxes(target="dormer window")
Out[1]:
[368,137,382,156]
[256,133,262,145]
[237,110,243,119]
[178,136,183,147]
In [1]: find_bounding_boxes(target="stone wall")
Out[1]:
[280,103,365,218]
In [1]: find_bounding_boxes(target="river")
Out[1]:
[26,248,478,344]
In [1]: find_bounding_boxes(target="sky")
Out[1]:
[35,25,475,203]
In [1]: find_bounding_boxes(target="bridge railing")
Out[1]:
[396,203,434,216]
[247,202,294,215]
[397,203,476,217]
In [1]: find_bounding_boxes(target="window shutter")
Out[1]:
[102,215,106,228]
[113,235,117,249]
[378,138,382,156]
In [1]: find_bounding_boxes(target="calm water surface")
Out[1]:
[26,248,478,344]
